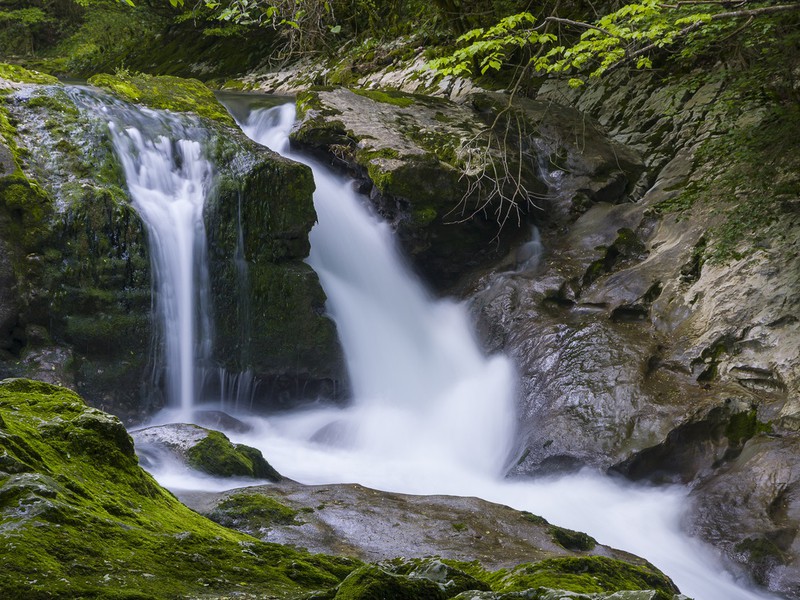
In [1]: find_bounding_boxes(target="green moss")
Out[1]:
[725,409,772,446]
[352,88,415,108]
[412,206,438,226]
[520,511,549,526]
[549,526,597,552]
[87,71,236,126]
[678,103,800,263]
[0,63,58,85]
[497,557,675,598]
[186,430,279,479]
[381,557,491,596]
[734,536,785,563]
[401,126,463,167]
[331,564,447,600]
[210,492,299,530]
[0,379,358,598]
[441,556,676,600]
[0,175,54,250]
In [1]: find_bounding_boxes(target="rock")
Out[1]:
[468,69,800,593]
[470,93,646,219]
[205,139,345,407]
[0,235,19,355]
[131,422,281,480]
[1,75,345,419]
[0,378,355,599]
[290,86,535,290]
[87,71,236,126]
[324,563,448,600]
[685,435,800,598]
[186,481,655,572]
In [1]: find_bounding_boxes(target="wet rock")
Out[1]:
[0,236,18,355]
[470,93,646,220]
[131,422,281,480]
[186,481,650,570]
[469,70,800,593]
[205,141,345,409]
[686,435,800,598]
[1,76,345,419]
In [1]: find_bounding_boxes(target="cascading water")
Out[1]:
[222,101,778,600]
[75,93,216,415]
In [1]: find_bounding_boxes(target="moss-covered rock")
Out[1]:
[325,564,448,600]
[187,430,281,479]
[205,139,345,407]
[2,77,344,418]
[484,557,677,599]
[131,422,281,480]
[1,83,152,420]
[88,71,236,126]
[209,492,300,531]
[0,378,358,598]
[0,63,58,85]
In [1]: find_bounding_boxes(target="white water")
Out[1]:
[103,107,215,413]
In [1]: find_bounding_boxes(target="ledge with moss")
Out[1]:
[0,63,59,86]
[87,71,236,126]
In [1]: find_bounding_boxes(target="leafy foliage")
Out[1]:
[429,0,800,86]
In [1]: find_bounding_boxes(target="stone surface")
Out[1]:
[184,481,646,570]
[131,422,281,480]
[290,86,534,290]
[466,70,800,594]
[0,77,345,420]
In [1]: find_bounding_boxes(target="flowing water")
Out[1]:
[108,94,777,600]
[78,95,217,414]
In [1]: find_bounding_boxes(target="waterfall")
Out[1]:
[238,103,516,477]
[77,93,216,414]
[221,101,777,600]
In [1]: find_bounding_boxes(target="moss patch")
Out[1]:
[0,63,58,85]
[210,493,300,531]
[443,556,677,600]
[186,430,281,480]
[87,71,235,126]
[0,379,358,599]
[352,88,415,107]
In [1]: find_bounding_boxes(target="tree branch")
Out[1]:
[607,2,800,73]
[543,16,616,38]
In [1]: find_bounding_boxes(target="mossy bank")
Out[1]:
[0,378,357,599]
